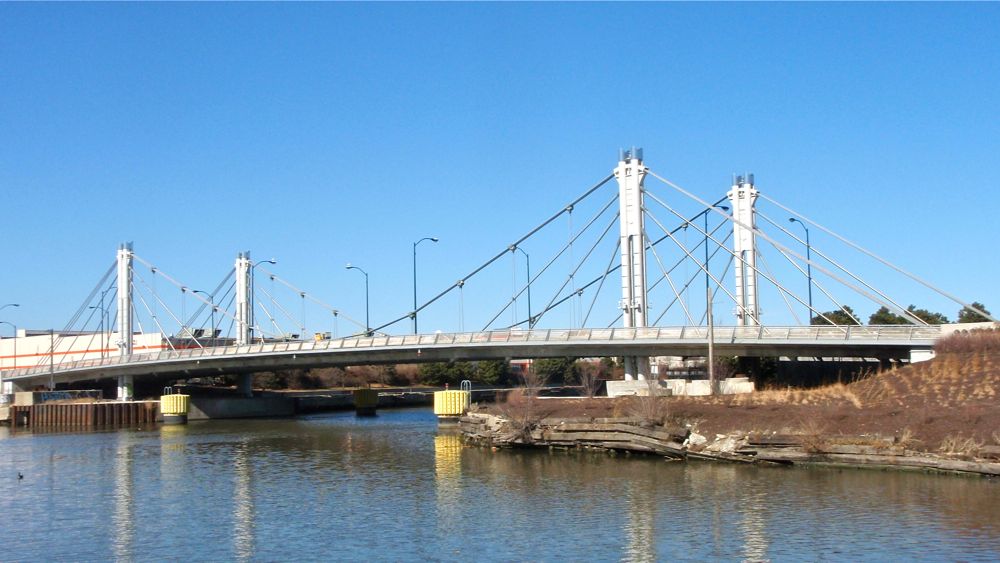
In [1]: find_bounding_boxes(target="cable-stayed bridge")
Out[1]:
[1,149,992,399]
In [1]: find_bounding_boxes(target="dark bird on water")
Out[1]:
[17,472,23,480]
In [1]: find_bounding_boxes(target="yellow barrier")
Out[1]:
[160,393,190,425]
[433,390,471,418]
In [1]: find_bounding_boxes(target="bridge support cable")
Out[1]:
[180,269,235,333]
[755,209,923,325]
[641,204,736,326]
[253,282,302,338]
[755,212,869,325]
[370,173,616,335]
[130,270,204,349]
[582,240,621,327]
[756,248,803,326]
[645,232,696,326]
[759,193,996,323]
[642,199,756,323]
[692,253,737,327]
[129,280,177,351]
[482,197,620,331]
[646,169,939,327]
[643,232,734,327]
[645,195,848,328]
[132,255,258,341]
[256,268,367,333]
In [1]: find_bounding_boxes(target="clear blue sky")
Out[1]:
[1,3,998,336]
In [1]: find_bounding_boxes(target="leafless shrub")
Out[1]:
[576,361,603,398]
[797,418,828,453]
[896,427,919,448]
[939,434,984,458]
[993,431,1000,445]
[621,378,670,426]
[520,365,549,398]
[497,388,553,442]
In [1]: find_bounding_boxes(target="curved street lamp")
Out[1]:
[346,263,370,336]
[412,237,439,334]
[191,289,216,346]
[250,259,277,341]
[512,246,532,328]
[788,218,813,321]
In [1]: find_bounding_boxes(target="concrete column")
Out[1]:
[116,243,135,401]
[237,373,253,398]
[727,175,760,326]
[615,148,650,380]
[235,251,252,346]
[117,375,134,402]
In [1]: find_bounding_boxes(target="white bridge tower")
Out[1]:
[727,174,760,326]
[235,251,252,347]
[116,242,134,400]
[615,148,650,380]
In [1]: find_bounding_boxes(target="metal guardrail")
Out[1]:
[2,325,942,380]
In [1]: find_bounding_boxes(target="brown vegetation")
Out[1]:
[487,328,1000,455]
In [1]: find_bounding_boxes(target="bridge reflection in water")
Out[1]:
[3,411,998,561]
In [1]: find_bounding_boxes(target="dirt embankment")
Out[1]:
[475,330,1000,469]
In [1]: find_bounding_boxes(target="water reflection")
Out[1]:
[232,440,256,561]
[112,433,134,561]
[623,477,657,563]
[434,431,464,538]
[0,411,997,562]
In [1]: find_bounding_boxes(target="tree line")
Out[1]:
[810,301,992,326]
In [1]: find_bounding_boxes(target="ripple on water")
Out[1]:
[0,410,998,561]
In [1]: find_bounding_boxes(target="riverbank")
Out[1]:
[464,330,1000,476]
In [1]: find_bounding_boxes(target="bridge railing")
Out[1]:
[1,325,942,379]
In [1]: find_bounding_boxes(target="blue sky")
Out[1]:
[1,3,997,336]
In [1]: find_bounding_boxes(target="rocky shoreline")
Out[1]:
[459,413,1000,477]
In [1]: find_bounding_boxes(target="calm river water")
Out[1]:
[1,408,998,561]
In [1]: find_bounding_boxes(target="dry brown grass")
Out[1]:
[797,418,829,453]
[934,327,1000,354]
[939,434,984,458]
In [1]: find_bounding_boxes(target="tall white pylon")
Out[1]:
[727,174,760,326]
[235,251,252,346]
[615,148,650,380]
[116,242,134,400]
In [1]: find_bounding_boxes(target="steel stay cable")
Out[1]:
[759,192,995,322]
[582,240,621,327]
[641,201,754,323]
[693,253,737,326]
[498,209,620,331]
[645,229,695,325]
[646,196,844,329]
[132,256,253,332]
[646,170,924,327]
[482,196,619,330]
[131,281,177,351]
[132,269,204,349]
[647,232,733,327]
[371,173,616,334]
[754,219,864,325]
[756,210,919,325]
[255,282,302,337]
[756,247,802,325]
[61,262,116,333]
[181,269,236,328]
[255,268,367,331]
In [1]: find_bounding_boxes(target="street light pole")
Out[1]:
[513,246,532,328]
[412,237,439,334]
[789,218,813,321]
[250,259,277,342]
[346,264,370,336]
